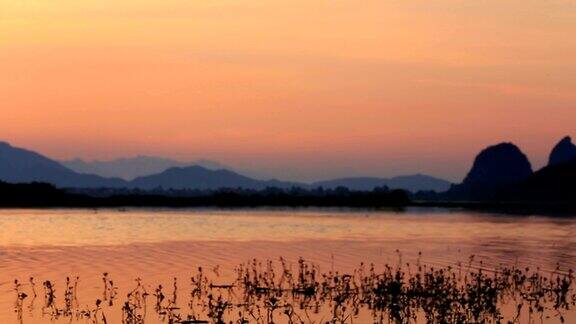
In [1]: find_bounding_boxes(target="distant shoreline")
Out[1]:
[1,199,575,216]
[2,181,575,215]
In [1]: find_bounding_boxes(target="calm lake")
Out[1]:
[1,208,575,323]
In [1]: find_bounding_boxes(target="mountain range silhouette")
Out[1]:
[0,142,126,188]
[129,165,302,190]
[443,136,576,202]
[1,137,575,202]
[0,141,450,192]
[61,156,231,180]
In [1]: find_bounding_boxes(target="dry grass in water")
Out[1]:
[12,254,576,323]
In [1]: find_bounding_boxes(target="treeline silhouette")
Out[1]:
[0,181,73,207]
[3,181,576,214]
[0,181,409,208]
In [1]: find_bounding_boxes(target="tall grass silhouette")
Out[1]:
[12,256,576,323]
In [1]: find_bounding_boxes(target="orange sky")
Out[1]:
[1,0,575,181]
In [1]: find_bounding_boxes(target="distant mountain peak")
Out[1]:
[61,156,232,180]
[0,141,126,188]
[445,142,533,200]
[549,135,576,167]
[129,164,289,190]
[462,142,533,187]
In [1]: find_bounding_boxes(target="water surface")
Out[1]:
[1,208,575,323]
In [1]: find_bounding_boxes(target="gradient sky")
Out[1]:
[1,0,575,182]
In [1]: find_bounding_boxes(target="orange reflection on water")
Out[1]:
[1,208,576,323]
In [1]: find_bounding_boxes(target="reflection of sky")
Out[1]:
[1,208,575,269]
[1,208,576,323]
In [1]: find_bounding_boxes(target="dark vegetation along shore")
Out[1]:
[4,181,576,215]
[0,181,410,208]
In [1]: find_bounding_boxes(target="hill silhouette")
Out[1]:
[445,143,533,200]
[1,141,450,192]
[548,136,576,167]
[0,142,126,188]
[3,138,576,204]
[129,165,301,190]
[0,142,307,190]
[61,156,231,180]
[63,156,452,193]
[440,137,576,203]
[510,157,576,202]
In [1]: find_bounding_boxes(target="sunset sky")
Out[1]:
[1,0,575,182]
